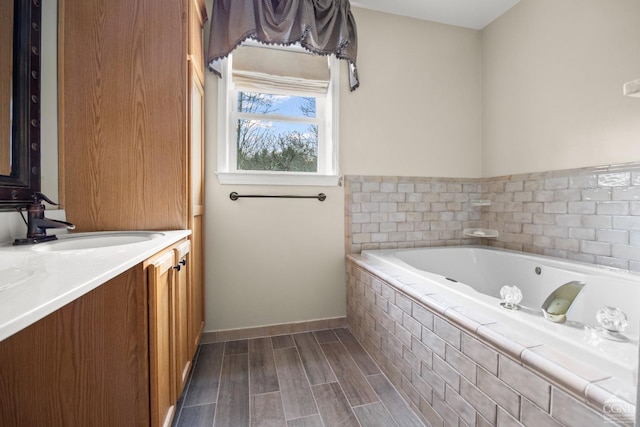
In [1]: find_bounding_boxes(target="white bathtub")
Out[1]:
[360,246,640,390]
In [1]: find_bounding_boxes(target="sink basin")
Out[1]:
[31,231,165,252]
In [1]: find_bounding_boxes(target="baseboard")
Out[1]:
[200,316,347,343]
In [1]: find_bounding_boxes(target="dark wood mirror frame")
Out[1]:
[0,0,41,208]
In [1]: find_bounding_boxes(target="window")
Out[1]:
[217,42,340,186]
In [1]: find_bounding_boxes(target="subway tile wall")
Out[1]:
[481,165,640,272]
[345,162,640,272]
[345,176,485,253]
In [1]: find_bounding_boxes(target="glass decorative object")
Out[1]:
[500,285,523,310]
[596,306,628,333]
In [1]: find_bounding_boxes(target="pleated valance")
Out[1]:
[207,0,359,91]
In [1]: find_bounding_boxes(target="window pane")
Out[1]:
[237,92,316,118]
[236,119,318,172]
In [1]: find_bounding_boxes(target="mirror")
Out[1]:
[0,1,13,176]
[0,0,41,207]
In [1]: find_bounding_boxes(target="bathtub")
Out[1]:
[358,246,640,392]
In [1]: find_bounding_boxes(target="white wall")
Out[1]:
[203,6,483,331]
[482,0,640,177]
[41,0,59,201]
[204,67,347,330]
[341,8,482,178]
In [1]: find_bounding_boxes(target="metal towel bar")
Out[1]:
[229,192,326,201]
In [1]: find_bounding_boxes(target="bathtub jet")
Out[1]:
[541,280,585,323]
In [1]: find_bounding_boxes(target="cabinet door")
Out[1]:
[60,0,188,231]
[148,251,176,427]
[188,62,205,355]
[174,240,192,396]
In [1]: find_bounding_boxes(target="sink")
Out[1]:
[30,231,165,252]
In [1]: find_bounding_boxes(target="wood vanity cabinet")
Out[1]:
[146,239,193,427]
[0,238,199,427]
[59,0,207,372]
[0,267,150,427]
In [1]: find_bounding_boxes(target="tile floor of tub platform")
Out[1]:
[171,327,426,427]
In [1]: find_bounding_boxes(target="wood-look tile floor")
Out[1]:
[171,328,426,427]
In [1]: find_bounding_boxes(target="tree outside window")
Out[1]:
[235,92,319,173]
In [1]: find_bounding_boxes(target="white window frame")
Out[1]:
[216,42,340,186]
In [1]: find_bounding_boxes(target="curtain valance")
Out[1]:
[207,0,359,91]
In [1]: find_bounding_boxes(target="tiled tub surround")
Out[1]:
[481,165,640,272]
[345,162,640,272]
[346,176,485,253]
[346,257,637,427]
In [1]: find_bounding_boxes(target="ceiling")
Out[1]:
[350,0,521,30]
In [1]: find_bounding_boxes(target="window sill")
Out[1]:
[216,172,341,186]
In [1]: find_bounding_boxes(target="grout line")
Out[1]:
[269,339,290,427]
[306,331,333,427]
[247,339,253,427]
[294,340,322,419]
[211,347,225,427]
[244,352,251,426]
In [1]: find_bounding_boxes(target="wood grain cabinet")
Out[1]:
[0,239,200,427]
[148,250,178,427]
[0,267,150,427]
[147,239,193,427]
[59,0,207,362]
[174,240,193,397]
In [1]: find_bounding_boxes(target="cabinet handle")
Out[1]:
[173,259,187,271]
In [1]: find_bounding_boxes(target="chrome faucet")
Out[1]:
[541,281,585,323]
[14,192,76,245]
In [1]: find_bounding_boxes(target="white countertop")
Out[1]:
[0,230,191,342]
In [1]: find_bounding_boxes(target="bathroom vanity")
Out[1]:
[0,0,207,423]
[0,230,196,426]
[2,0,211,423]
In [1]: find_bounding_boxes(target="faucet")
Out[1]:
[13,192,76,245]
[541,281,585,323]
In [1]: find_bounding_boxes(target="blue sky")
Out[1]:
[239,92,317,141]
